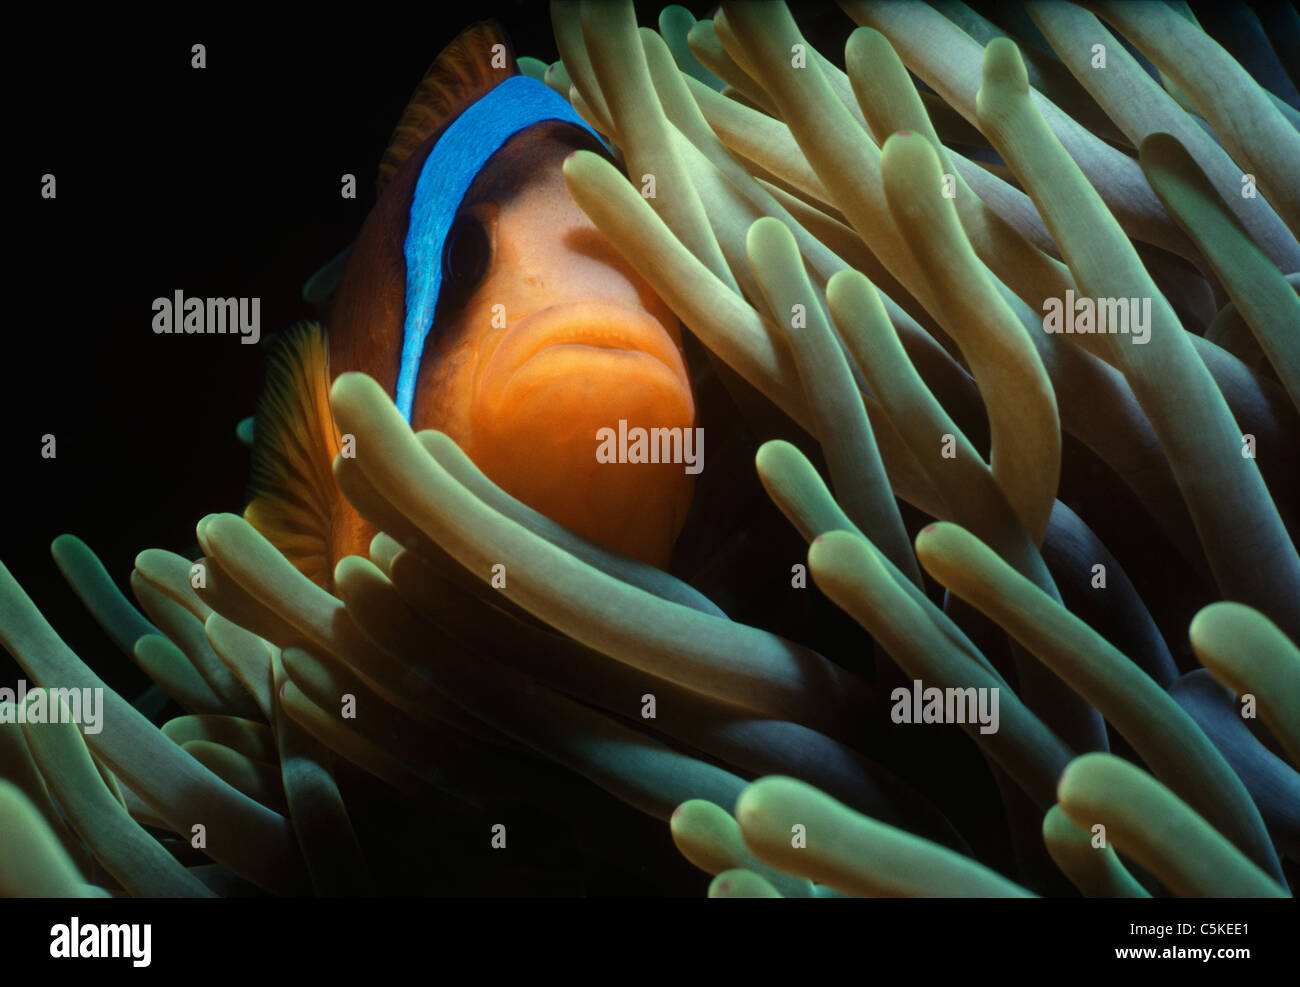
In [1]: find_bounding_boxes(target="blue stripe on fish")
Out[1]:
[398,75,603,423]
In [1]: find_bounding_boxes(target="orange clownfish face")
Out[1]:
[323,27,696,570]
[409,124,694,568]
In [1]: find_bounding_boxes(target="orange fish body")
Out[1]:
[246,23,695,583]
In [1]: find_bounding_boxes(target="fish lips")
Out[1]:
[473,300,693,420]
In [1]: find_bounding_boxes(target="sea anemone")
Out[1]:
[2,0,1298,899]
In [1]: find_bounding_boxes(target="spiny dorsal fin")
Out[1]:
[377,21,519,194]
[244,323,368,591]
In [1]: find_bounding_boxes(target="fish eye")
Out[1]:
[441,212,491,306]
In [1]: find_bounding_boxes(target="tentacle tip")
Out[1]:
[981,37,1029,95]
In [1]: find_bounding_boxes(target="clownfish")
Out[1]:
[245,22,696,585]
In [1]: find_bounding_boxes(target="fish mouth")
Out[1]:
[475,300,691,414]
[466,298,696,568]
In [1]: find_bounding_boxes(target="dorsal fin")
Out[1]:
[376,21,519,194]
[244,323,371,591]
